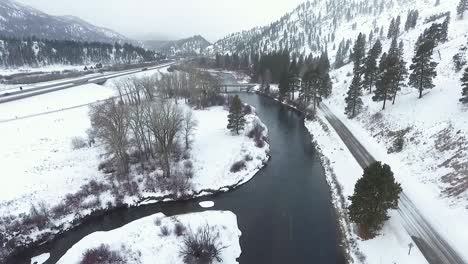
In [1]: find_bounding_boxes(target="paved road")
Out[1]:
[0,62,175,104]
[319,104,466,264]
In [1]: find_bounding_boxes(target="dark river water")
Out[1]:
[18,93,345,264]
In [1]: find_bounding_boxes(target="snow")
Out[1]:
[199,201,215,208]
[55,211,241,264]
[30,253,50,264]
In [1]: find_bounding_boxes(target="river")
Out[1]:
[18,93,345,264]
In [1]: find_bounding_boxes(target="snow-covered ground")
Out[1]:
[56,211,241,264]
[306,114,427,264]
[0,65,268,260]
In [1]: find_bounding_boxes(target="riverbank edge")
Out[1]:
[255,90,360,264]
[5,105,271,264]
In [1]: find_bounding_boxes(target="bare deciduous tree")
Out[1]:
[145,100,184,178]
[183,110,198,150]
[89,98,130,179]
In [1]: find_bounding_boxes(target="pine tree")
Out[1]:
[345,75,363,118]
[345,33,366,118]
[392,41,408,105]
[409,40,438,99]
[279,70,290,99]
[227,95,246,135]
[441,15,450,43]
[387,18,395,39]
[348,162,402,236]
[363,40,382,93]
[457,0,468,18]
[460,66,468,103]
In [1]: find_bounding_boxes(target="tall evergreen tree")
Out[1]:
[348,162,402,236]
[387,18,396,39]
[345,33,366,118]
[345,75,363,118]
[409,40,438,99]
[279,70,290,99]
[457,0,468,18]
[459,66,468,103]
[227,95,246,135]
[363,40,382,93]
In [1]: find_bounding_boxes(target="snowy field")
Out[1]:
[55,211,241,264]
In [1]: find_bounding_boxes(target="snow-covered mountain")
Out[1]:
[153,35,211,56]
[0,0,132,44]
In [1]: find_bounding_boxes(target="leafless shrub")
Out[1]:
[154,218,162,226]
[255,137,266,148]
[180,225,226,264]
[247,123,264,139]
[80,244,125,264]
[230,160,246,173]
[160,225,171,237]
[98,160,115,174]
[174,222,187,236]
[158,173,193,195]
[243,104,253,115]
[183,160,195,178]
[71,136,88,150]
[23,202,50,229]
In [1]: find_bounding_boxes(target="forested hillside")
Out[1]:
[157,35,210,56]
[0,37,157,67]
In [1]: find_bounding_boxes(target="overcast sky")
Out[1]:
[16,0,305,42]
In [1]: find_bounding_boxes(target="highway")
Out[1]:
[0,61,175,104]
[319,103,466,264]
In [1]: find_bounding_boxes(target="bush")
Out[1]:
[243,104,253,115]
[184,160,194,178]
[244,154,253,162]
[247,123,264,139]
[180,225,226,264]
[174,222,186,236]
[71,137,88,150]
[154,217,162,226]
[254,137,266,148]
[80,244,125,264]
[23,202,50,229]
[160,225,171,236]
[98,160,115,174]
[230,160,246,173]
[158,173,193,195]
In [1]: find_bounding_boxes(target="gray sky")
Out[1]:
[16,0,305,42]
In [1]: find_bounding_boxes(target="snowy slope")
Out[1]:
[156,35,211,56]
